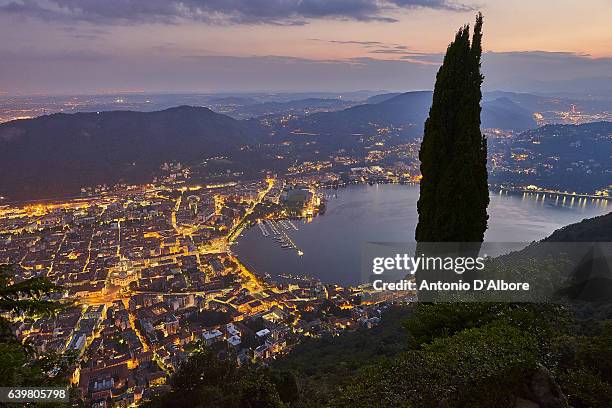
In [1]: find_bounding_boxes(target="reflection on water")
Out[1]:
[233,184,610,286]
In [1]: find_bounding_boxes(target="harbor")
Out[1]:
[257,218,304,256]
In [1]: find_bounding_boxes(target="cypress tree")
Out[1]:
[415,12,488,244]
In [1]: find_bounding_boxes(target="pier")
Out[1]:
[266,219,280,235]
[257,220,269,237]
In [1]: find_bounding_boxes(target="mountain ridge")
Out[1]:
[281,91,536,138]
[0,106,263,199]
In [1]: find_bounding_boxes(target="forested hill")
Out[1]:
[0,106,263,200]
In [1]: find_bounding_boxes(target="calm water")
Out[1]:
[233,184,610,285]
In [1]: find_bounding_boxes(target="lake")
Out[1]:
[232,184,610,286]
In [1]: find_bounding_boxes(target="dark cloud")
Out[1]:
[62,26,109,40]
[327,40,388,47]
[0,0,475,25]
[311,38,413,51]
[370,48,416,54]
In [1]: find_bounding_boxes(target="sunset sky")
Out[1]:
[1,0,611,95]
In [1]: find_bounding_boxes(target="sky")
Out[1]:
[0,0,611,95]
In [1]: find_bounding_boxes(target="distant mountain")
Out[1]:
[483,90,612,121]
[483,90,586,119]
[0,106,263,200]
[284,91,433,138]
[282,91,537,139]
[483,91,555,112]
[365,93,402,104]
[481,96,537,130]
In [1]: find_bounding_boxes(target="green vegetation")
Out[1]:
[0,264,74,401]
[416,13,489,243]
[0,265,63,320]
[272,306,411,407]
[144,348,292,408]
[260,301,610,408]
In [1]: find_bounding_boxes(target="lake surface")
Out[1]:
[233,184,610,285]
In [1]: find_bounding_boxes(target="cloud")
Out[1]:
[0,0,475,25]
[310,38,415,53]
[319,40,389,47]
[370,49,416,54]
[311,38,444,64]
[61,26,109,40]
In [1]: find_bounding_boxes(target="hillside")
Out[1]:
[282,91,536,139]
[0,106,264,200]
[544,211,612,242]
[489,121,612,193]
[481,96,536,130]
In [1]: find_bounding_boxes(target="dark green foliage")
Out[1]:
[0,341,44,387]
[280,299,611,408]
[274,306,410,375]
[416,12,489,243]
[328,302,564,407]
[327,301,579,408]
[274,214,612,407]
[187,309,233,327]
[554,322,612,385]
[558,369,612,408]
[272,306,411,407]
[404,302,569,348]
[270,370,300,405]
[0,264,72,394]
[0,265,63,317]
[403,302,496,345]
[145,349,285,408]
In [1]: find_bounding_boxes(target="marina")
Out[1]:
[257,218,304,256]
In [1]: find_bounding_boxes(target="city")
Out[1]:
[1,1,612,407]
[1,171,405,405]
